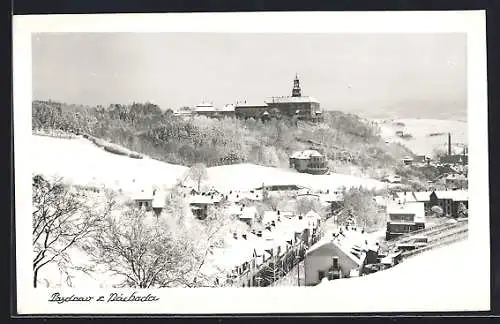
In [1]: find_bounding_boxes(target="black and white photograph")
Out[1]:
[13,11,489,314]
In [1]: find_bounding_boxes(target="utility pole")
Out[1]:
[296,255,300,286]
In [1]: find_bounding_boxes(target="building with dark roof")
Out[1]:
[266,74,322,121]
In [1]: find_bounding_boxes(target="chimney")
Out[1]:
[448,133,452,155]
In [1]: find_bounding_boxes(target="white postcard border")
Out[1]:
[13,11,489,314]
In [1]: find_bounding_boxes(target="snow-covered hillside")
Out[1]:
[32,135,385,193]
[206,163,385,192]
[375,118,467,156]
[317,239,488,312]
[32,135,189,192]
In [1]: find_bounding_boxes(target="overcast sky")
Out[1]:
[32,33,466,119]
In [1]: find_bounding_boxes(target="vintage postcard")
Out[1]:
[13,11,489,314]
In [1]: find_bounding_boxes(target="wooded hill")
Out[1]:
[32,100,416,181]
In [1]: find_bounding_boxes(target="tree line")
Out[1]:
[32,100,414,177]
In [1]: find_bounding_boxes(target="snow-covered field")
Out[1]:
[206,164,385,193]
[317,238,488,312]
[32,135,385,194]
[375,118,468,156]
[32,135,189,192]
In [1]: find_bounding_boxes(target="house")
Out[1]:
[305,210,322,229]
[393,191,432,212]
[304,229,369,286]
[188,195,215,219]
[385,202,425,240]
[402,157,413,166]
[234,102,270,120]
[440,154,468,165]
[239,206,258,226]
[429,190,468,218]
[289,150,328,175]
[445,174,468,189]
[152,189,168,216]
[133,189,154,211]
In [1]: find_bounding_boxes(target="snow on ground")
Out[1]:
[375,118,467,156]
[32,135,189,192]
[36,246,123,289]
[33,136,385,195]
[317,239,486,311]
[206,164,385,193]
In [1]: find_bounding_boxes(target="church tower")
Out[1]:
[292,73,302,97]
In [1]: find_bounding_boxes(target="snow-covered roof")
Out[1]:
[152,190,168,208]
[239,206,258,220]
[412,191,432,202]
[195,103,216,112]
[445,174,467,181]
[305,210,321,221]
[132,189,153,201]
[387,202,425,223]
[290,150,323,160]
[266,96,320,104]
[262,211,278,224]
[235,102,269,108]
[319,193,344,203]
[226,191,261,203]
[188,195,215,205]
[220,104,236,112]
[433,190,468,201]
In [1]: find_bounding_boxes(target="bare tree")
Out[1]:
[296,197,324,217]
[86,196,235,288]
[32,175,115,287]
[85,207,192,288]
[184,163,208,192]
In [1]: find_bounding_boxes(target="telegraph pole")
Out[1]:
[296,255,300,286]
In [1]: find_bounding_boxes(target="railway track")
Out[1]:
[402,228,468,258]
[387,219,468,249]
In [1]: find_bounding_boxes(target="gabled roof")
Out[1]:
[290,150,323,160]
[239,206,258,220]
[305,210,321,220]
[195,103,216,112]
[266,96,320,104]
[132,189,154,201]
[188,195,214,205]
[387,202,425,223]
[432,190,468,201]
[235,102,269,108]
[152,190,168,208]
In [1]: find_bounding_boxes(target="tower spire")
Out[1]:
[292,73,301,97]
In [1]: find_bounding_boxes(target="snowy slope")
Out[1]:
[206,163,385,193]
[317,239,488,312]
[32,135,385,194]
[32,135,189,192]
[375,118,468,156]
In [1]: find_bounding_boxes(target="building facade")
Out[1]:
[289,150,328,175]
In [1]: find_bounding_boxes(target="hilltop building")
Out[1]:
[231,74,323,121]
[289,149,328,175]
[193,102,236,119]
[266,74,322,121]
